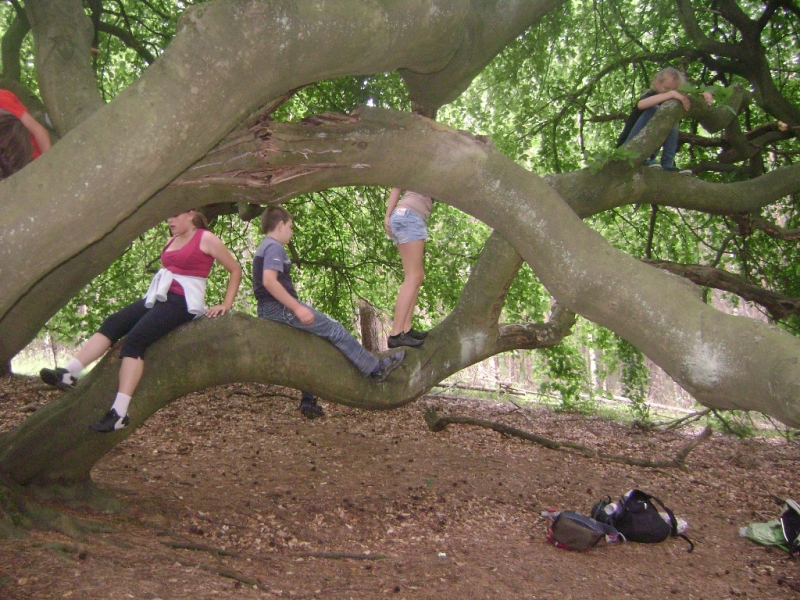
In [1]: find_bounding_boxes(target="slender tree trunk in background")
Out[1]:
[359,299,383,353]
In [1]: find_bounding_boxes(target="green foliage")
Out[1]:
[538,342,595,414]
[709,410,755,439]
[616,337,651,426]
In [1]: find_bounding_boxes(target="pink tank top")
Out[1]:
[161,229,214,295]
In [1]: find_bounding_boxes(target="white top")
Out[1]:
[144,269,207,316]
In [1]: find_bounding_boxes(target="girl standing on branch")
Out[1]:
[41,210,242,433]
[384,187,431,349]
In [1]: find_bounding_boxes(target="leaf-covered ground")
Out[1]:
[0,375,798,599]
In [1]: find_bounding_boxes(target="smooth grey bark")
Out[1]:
[25,0,104,133]
[0,0,564,368]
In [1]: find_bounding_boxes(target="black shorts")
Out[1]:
[98,292,195,359]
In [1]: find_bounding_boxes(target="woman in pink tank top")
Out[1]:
[40,210,242,433]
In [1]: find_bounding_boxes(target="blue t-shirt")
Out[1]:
[253,236,298,303]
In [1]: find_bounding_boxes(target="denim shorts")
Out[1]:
[389,207,428,244]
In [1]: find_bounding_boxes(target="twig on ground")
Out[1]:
[661,409,711,431]
[172,558,272,591]
[297,552,389,560]
[424,409,712,469]
[163,541,239,557]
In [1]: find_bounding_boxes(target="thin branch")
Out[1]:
[643,258,800,320]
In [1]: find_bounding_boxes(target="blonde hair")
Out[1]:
[652,67,686,90]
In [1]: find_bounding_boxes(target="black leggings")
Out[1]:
[98,292,195,359]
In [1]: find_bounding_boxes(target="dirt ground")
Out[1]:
[0,375,798,600]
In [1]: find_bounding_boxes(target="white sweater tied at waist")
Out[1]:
[143,269,207,316]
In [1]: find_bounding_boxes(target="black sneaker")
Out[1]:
[388,332,423,348]
[371,350,406,382]
[40,367,78,390]
[89,408,130,433]
[406,328,428,340]
[299,396,325,419]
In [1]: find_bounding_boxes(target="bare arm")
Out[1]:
[384,187,402,236]
[199,231,242,317]
[19,112,51,153]
[637,90,690,111]
[262,269,314,324]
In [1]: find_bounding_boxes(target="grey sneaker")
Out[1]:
[40,367,78,390]
[371,350,406,382]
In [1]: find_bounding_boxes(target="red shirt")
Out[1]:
[161,229,215,295]
[0,90,42,158]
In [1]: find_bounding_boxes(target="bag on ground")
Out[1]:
[591,489,694,552]
[546,510,622,551]
[741,499,800,556]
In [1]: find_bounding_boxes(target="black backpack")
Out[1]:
[591,489,694,552]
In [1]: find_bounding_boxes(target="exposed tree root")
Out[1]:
[424,409,712,469]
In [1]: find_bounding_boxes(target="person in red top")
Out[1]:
[40,210,242,433]
[0,89,51,178]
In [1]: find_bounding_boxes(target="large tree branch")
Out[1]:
[0,230,571,486]
[211,108,800,427]
[0,0,559,366]
[24,0,105,133]
[399,0,566,115]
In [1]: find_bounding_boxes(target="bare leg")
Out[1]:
[390,240,425,336]
[74,333,113,367]
[118,356,145,396]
